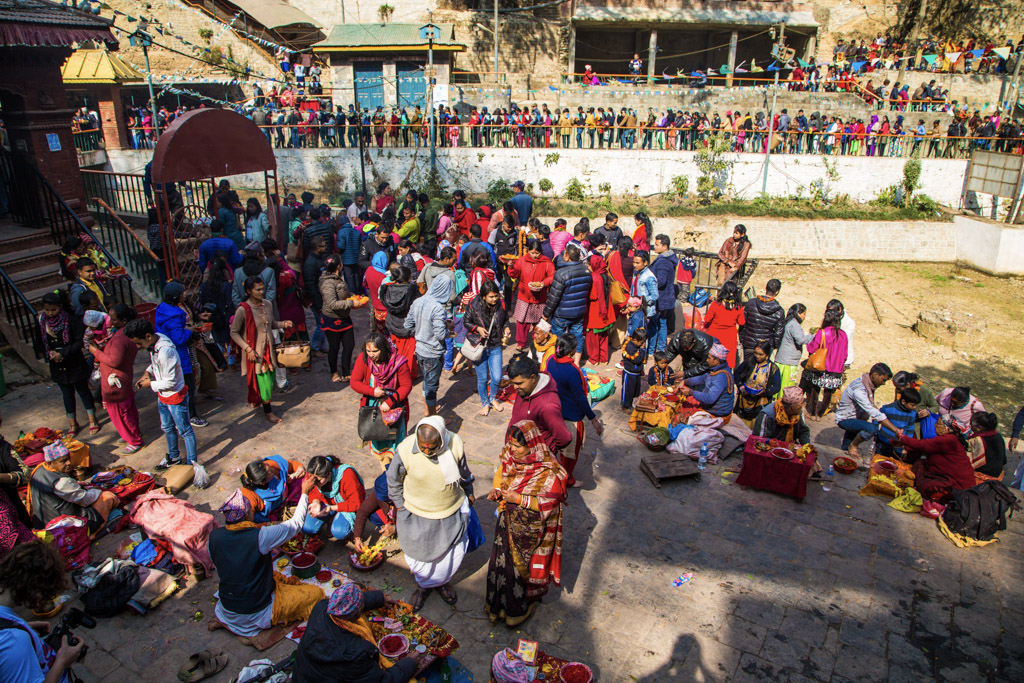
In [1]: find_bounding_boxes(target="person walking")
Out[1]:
[319,255,358,383]
[38,292,99,437]
[351,332,412,470]
[463,280,509,416]
[229,277,294,424]
[405,274,453,417]
[87,304,143,454]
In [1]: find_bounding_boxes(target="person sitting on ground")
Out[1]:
[0,541,87,683]
[665,329,716,380]
[292,581,427,683]
[647,351,675,388]
[27,442,120,534]
[967,412,1007,477]
[352,473,396,555]
[732,340,782,426]
[834,362,904,465]
[303,455,366,542]
[237,455,307,523]
[896,415,977,502]
[753,386,811,445]
[678,343,736,420]
[892,371,939,416]
[876,387,921,459]
[209,475,325,637]
[936,386,986,434]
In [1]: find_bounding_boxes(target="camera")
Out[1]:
[44,608,96,662]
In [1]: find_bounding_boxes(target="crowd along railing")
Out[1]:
[72,129,103,152]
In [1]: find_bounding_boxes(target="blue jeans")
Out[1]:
[653,311,670,353]
[550,317,585,353]
[418,354,444,408]
[474,345,503,407]
[158,400,197,464]
[302,511,354,539]
[443,336,455,371]
[310,308,327,351]
[837,419,878,449]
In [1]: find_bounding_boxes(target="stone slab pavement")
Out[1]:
[1,308,1021,682]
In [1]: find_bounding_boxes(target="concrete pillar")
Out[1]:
[804,33,817,63]
[97,85,129,150]
[566,24,576,83]
[383,61,398,108]
[727,30,739,87]
[647,28,658,83]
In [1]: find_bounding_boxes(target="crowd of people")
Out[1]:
[3,172,1024,681]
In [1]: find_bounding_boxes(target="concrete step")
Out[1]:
[0,228,52,251]
[0,243,61,273]
[10,263,64,291]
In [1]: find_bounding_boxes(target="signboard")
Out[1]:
[966,150,1024,199]
[46,133,62,152]
[432,84,449,107]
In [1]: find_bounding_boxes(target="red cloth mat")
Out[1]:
[736,436,817,500]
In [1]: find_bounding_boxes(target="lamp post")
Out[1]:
[421,21,442,173]
[132,21,159,141]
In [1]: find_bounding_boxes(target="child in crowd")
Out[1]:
[677,247,698,285]
[83,309,112,349]
[620,327,648,411]
[876,386,921,458]
[647,351,675,387]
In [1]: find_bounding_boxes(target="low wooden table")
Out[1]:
[640,452,702,488]
[735,436,817,501]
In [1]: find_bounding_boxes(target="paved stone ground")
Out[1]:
[1,306,1022,683]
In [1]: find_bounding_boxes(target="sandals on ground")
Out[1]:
[177,648,227,682]
[438,584,457,605]
[410,587,432,612]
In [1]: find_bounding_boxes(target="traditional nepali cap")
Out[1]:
[709,343,729,361]
[219,488,251,524]
[491,649,530,683]
[781,386,806,405]
[327,581,364,618]
[43,441,70,463]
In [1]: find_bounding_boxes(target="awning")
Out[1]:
[224,0,320,29]
[0,0,117,48]
[313,22,464,53]
[573,4,819,28]
[63,49,143,84]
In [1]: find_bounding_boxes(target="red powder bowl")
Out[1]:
[560,662,593,683]
[378,633,409,657]
[315,569,332,582]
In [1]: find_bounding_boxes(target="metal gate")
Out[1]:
[396,61,427,108]
[353,61,385,110]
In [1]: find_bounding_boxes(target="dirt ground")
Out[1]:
[749,259,1023,427]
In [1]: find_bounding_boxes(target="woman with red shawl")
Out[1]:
[350,332,412,471]
[271,250,308,346]
[897,416,976,502]
[374,182,394,214]
[585,254,616,364]
[485,420,567,627]
[508,239,554,351]
[453,200,476,238]
[229,277,294,424]
[607,236,634,348]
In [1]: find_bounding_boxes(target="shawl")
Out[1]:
[742,361,772,396]
[240,302,274,407]
[771,399,801,443]
[39,310,70,355]
[718,237,750,268]
[368,343,407,390]
[860,372,877,409]
[370,251,388,274]
[329,614,393,670]
[607,250,632,289]
[588,255,610,321]
[416,416,462,488]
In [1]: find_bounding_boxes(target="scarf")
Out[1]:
[329,614,394,670]
[415,416,462,488]
[368,344,406,390]
[588,255,609,320]
[370,250,388,274]
[771,399,801,443]
[241,301,274,407]
[39,309,70,355]
[860,373,877,408]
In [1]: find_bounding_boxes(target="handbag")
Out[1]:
[460,304,497,363]
[806,338,828,373]
[609,280,628,307]
[277,341,311,368]
[358,401,399,442]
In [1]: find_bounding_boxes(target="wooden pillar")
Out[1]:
[727,30,739,87]
[97,84,129,150]
[647,28,658,83]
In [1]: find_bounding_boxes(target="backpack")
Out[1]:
[82,563,140,618]
[941,480,1020,541]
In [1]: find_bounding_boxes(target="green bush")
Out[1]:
[544,152,560,167]
[670,175,689,199]
[902,158,922,201]
[538,178,554,193]
[564,177,586,202]
[486,179,513,206]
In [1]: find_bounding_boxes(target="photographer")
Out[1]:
[0,541,85,682]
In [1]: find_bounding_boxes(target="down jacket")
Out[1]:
[543,260,592,321]
[319,271,354,320]
[740,296,785,351]
[665,329,716,379]
[650,250,680,312]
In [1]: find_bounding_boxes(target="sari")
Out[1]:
[367,349,409,468]
[485,420,567,626]
[241,302,275,407]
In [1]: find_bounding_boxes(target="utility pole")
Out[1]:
[356,98,367,195]
[895,0,928,92]
[762,22,786,196]
[421,16,440,173]
[134,21,159,141]
[494,0,499,75]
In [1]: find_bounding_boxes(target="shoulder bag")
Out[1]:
[805,331,828,372]
[460,304,497,363]
[358,398,400,442]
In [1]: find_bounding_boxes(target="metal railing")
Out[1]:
[82,169,217,219]
[90,197,164,302]
[72,129,103,152]
[0,264,43,358]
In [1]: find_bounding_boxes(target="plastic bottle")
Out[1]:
[822,464,834,491]
[698,443,708,470]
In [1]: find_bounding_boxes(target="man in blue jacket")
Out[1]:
[649,234,679,354]
[680,343,735,418]
[335,215,363,294]
[154,281,206,427]
[542,244,591,364]
[198,219,243,272]
[508,180,533,226]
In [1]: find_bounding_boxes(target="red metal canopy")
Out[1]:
[150,108,276,184]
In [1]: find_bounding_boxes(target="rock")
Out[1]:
[913,310,986,351]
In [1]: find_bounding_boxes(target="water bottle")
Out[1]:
[698,443,708,470]
[822,464,834,491]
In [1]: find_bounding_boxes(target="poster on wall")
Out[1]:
[432,84,448,107]
[46,133,62,152]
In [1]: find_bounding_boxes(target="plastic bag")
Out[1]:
[192,463,211,489]
[466,507,486,552]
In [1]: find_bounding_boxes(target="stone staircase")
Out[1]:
[0,220,65,307]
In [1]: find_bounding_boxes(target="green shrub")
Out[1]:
[902,158,922,201]
[486,179,513,206]
[670,175,689,199]
[564,177,586,202]
[538,178,554,193]
[544,152,560,167]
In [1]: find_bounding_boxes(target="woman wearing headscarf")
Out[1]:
[229,276,293,424]
[753,386,812,445]
[293,581,425,682]
[508,238,554,352]
[485,420,567,627]
[351,332,412,470]
[387,417,474,612]
[363,251,390,335]
[87,303,143,453]
[733,340,782,426]
[584,253,616,365]
[897,416,976,502]
[38,291,97,437]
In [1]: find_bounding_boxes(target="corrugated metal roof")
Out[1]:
[225,0,320,29]
[62,49,143,84]
[0,0,116,47]
[314,22,464,50]
[574,5,819,28]
[0,0,113,28]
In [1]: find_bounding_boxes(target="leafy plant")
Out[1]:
[564,177,586,202]
[871,184,902,207]
[670,175,689,199]
[424,168,448,199]
[377,3,395,22]
[315,155,347,204]
[207,46,224,66]
[538,178,554,192]
[197,28,213,42]
[544,152,561,167]
[486,178,513,206]
[902,158,922,202]
[694,133,734,205]
[911,193,940,215]
[597,182,612,196]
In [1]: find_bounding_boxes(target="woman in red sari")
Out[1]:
[350,332,412,471]
[585,255,616,365]
[702,281,745,368]
[485,420,567,627]
[897,416,976,502]
[607,236,634,349]
[453,200,476,238]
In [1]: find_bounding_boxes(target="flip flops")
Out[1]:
[410,587,432,612]
[177,648,227,682]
